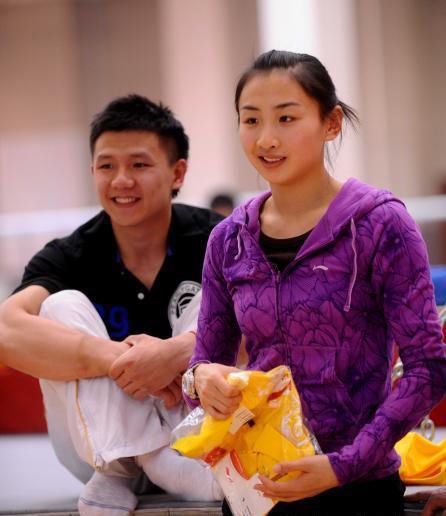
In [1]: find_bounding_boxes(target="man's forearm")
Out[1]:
[168,331,196,373]
[0,303,127,381]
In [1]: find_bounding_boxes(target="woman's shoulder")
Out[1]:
[209,193,267,241]
[343,179,415,233]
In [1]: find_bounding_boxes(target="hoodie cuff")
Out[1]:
[327,451,354,486]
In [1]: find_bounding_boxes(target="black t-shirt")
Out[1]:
[15,204,223,340]
[259,229,312,272]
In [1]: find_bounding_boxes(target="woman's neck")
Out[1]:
[261,169,343,238]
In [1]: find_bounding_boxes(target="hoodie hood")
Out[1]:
[230,178,405,311]
[232,178,403,244]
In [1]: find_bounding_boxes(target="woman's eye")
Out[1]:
[243,117,258,125]
[279,115,294,123]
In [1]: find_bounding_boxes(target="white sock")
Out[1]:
[136,446,223,502]
[78,471,138,516]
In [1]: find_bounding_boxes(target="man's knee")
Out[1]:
[40,289,109,350]
[40,290,94,320]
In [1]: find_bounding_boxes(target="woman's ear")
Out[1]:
[325,105,343,142]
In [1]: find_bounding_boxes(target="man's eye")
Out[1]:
[133,162,149,168]
[98,163,113,170]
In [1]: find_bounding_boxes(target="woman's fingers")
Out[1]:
[204,403,229,420]
[194,363,242,418]
[208,395,239,414]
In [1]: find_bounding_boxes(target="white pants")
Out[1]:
[39,290,200,483]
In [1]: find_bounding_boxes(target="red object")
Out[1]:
[431,312,446,426]
[204,446,227,467]
[230,449,250,479]
[430,399,446,426]
[267,382,290,402]
[0,366,47,433]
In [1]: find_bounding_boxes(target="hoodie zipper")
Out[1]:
[242,229,337,368]
[273,241,332,368]
[273,266,293,367]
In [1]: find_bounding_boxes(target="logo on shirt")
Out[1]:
[168,280,201,327]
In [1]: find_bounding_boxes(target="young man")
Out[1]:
[0,95,223,515]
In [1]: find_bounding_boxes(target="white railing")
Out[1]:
[0,195,445,237]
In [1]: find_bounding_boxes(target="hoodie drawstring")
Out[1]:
[344,218,358,312]
[234,229,243,260]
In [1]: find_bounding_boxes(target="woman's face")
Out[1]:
[238,70,339,187]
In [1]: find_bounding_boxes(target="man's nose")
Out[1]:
[111,167,134,188]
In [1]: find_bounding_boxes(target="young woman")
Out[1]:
[182,50,446,515]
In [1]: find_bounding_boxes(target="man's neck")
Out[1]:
[111,208,172,288]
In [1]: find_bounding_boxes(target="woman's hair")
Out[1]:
[235,50,359,131]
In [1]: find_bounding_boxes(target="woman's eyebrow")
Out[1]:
[240,105,260,111]
[275,102,301,109]
[240,101,302,111]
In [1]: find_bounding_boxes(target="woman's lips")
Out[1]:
[259,156,286,167]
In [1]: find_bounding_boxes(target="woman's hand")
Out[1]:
[255,455,340,502]
[194,363,242,419]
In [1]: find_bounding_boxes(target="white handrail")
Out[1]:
[0,195,445,237]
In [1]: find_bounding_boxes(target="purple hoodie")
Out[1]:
[189,178,446,486]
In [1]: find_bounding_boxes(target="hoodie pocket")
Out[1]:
[291,345,358,450]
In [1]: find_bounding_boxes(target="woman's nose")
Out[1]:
[256,127,279,150]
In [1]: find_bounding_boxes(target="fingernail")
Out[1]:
[272,465,280,473]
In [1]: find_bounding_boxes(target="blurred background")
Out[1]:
[0,1,445,510]
[1,0,445,300]
[0,0,446,298]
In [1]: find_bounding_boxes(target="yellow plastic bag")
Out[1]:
[396,431,446,485]
[172,366,318,516]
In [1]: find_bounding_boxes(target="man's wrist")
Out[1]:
[78,334,120,377]
[168,331,196,372]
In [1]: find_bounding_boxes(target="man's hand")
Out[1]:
[194,363,242,419]
[255,455,340,502]
[405,488,446,516]
[109,334,178,397]
[152,375,183,408]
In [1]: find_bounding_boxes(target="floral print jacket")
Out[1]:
[188,178,446,485]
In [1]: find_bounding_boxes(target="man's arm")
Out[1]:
[405,488,446,516]
[0,285,128,380]
[109,330,195,397]
[109,288,201,398]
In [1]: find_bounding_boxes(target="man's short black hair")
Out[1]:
[90,94,189,197]
[89,94,189,163]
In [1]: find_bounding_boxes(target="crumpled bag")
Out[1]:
[173,366,318,515]
[396,431,446,485]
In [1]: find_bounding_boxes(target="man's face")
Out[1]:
[92,130,186,230]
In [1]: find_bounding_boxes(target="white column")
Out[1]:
[157,0,236,206]
[257,0,364,182]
